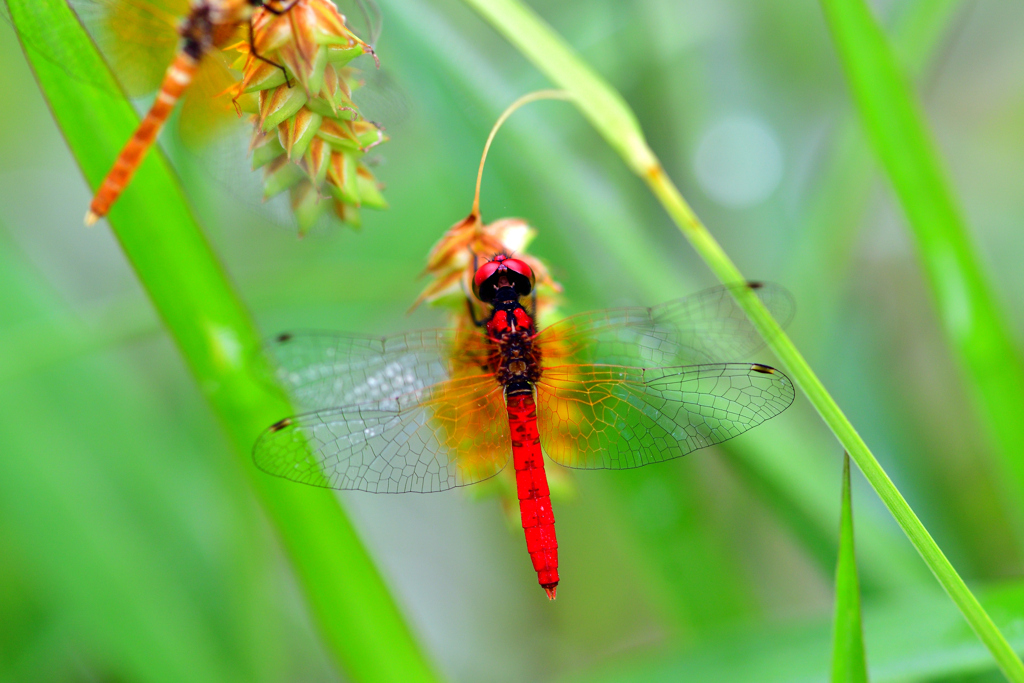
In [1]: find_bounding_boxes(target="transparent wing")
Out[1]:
[268,327,492,412]
[537,282,794,368]
[70,0,186,96]
[536,363,794,470]
[336,0,381,47]
[1,0,186,95]
[178,50,246,148]
[253,374,511,493]
[350,57,410,132]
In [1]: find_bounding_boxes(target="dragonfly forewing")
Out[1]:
[536,363,795,470]
[537,282,794,368]
[1,0,185,95]
[254,373,511,493]
[268,327,492,411]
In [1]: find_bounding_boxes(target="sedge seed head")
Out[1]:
[416,213,562,325]
[224,0,386,233]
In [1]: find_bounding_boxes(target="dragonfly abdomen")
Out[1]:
[85,50,201,225]
[507,392,559,600]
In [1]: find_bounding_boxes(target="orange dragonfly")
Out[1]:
[1,0,378,223]
[254,258,796,599]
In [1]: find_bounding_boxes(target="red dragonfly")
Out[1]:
[2,0,377,224]
[254,257,795,599]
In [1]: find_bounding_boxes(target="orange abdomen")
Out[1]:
[507,392,559,599]
[86,51,200,225]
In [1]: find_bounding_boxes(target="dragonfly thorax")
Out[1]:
[209,0,261,22]
[179,7,215,56]
[486,296,542,397]
[183,1,259,50]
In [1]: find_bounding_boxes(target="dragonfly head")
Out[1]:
[473,254,535,303]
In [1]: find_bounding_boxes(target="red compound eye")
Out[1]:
[502,257,534,282]
[473,255,536,302]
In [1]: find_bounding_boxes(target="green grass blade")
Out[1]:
[832,453,869,683]
[818,0,1024,531]
[567,579,1024,683]
[459,0,1024,679]
[790,0,964,333]
[0,232,245,683]
[5,2,439,681]
[788,0,1023,586]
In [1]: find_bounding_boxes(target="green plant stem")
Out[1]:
[7,1,439,681]
[818,0,1024,531]
[832,453,869,683]
[460,0,1024,679]
[647,152,1024,683]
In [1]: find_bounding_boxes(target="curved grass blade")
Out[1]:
[789,0,965,336]
[832,453,868,683]
[458,0,1024,679]
[4,1,439,681]
[818,0,1024,537]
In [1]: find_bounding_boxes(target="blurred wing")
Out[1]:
[537,282,794,368]
[268,327,492,412]
[1,0,183,94]
[69,0,187,96]
[178,50,245,148]
[536,363,794,469]
[331,0,408,130]
[335,0,382,46]
[253,374,511,492]
[350,58,411,132]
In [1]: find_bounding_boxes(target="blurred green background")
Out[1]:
[2,0,1024,681]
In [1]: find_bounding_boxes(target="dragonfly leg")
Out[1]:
[248,18,292,88]
[465,297,486,327]
[463,249,487,327]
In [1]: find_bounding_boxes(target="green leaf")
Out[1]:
[4,1,439,681]
[0,233,250,683]
[818,0,1024,541]
[789,0,964,339]
[832,453,868,683]
[459,0,1024,679]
